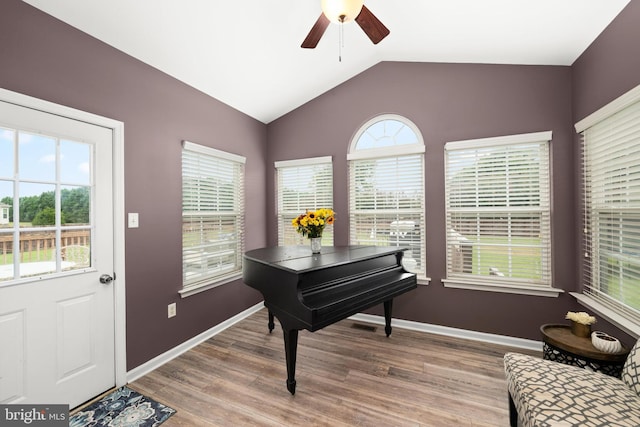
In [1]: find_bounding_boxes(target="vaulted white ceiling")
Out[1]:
[23,0,630,123]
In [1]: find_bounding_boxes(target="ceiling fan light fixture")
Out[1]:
[321,0,364,24]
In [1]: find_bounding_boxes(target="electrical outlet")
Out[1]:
[168,303,176,318]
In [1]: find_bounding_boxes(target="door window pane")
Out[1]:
[18,230,56,277]
[0,180,11,228]
[0,128,14,178]
[19,183,56,228]
[18,132,56,181]
[60,140,91,185]
[0,128,94,283]
[62,186,91,225]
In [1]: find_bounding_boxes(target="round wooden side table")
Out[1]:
[540,323,630,378]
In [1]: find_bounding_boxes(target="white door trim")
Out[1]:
[0,87,127,388]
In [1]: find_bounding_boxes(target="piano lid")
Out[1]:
[243,245,407,274]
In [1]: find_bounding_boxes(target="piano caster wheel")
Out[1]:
[287,379,296,395]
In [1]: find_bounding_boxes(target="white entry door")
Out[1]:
[0,99,116,408]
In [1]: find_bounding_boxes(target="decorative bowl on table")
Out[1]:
[591,331,622,353]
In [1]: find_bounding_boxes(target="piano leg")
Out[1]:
[384,299,393,337]
[268,311,275,333]
[282,328,298,395]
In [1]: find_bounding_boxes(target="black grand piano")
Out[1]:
[243,245,417,394]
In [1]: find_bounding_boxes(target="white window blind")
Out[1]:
[348,115,426,275]
[444,132,552,287]
[580,98,640,324]
[275,157,333,246]
[182,141,245,293]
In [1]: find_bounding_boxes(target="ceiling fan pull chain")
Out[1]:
[338,14,346,62]
[339,22,343,62]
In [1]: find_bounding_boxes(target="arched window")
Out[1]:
[348,114,426,275]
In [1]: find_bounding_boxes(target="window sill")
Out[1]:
[179,272,242,298]
[570,292,640,339]
[442,279,563,297]
[417,276,431,286]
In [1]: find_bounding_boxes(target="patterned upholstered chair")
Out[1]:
[504,339,640,427]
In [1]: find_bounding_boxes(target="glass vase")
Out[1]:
[310,237,322,254]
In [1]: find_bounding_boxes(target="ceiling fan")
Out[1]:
[301,0,390,49]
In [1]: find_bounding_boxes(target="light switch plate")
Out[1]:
[128,213,139,228]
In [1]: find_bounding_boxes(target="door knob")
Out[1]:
[99,274,114,284]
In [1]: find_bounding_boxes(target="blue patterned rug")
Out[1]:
[69,386,176,427]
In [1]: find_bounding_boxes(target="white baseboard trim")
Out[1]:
[127,304,541,383]
[349,313,543,352]
[126,302,265,383]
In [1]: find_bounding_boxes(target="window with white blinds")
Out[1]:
[577,91,640,326]
[181,140,245,295]
[348,115,426,276]
[275,156,333,246]
[444,132,552,288]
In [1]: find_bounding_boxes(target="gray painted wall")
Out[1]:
[572,0,640,123]
[265,2,640,346]
[0,0,265,369]
[1,0,639,370]
[570,0,640,343]
[267,62,580,341]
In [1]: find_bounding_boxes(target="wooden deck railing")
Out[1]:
[0,229,90,264]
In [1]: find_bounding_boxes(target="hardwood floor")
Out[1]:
[130,308,539,426]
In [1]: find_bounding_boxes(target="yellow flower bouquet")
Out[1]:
[292,208,335,239]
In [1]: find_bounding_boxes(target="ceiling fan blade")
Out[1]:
[301,13,330,49]
[355,5,390,44]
